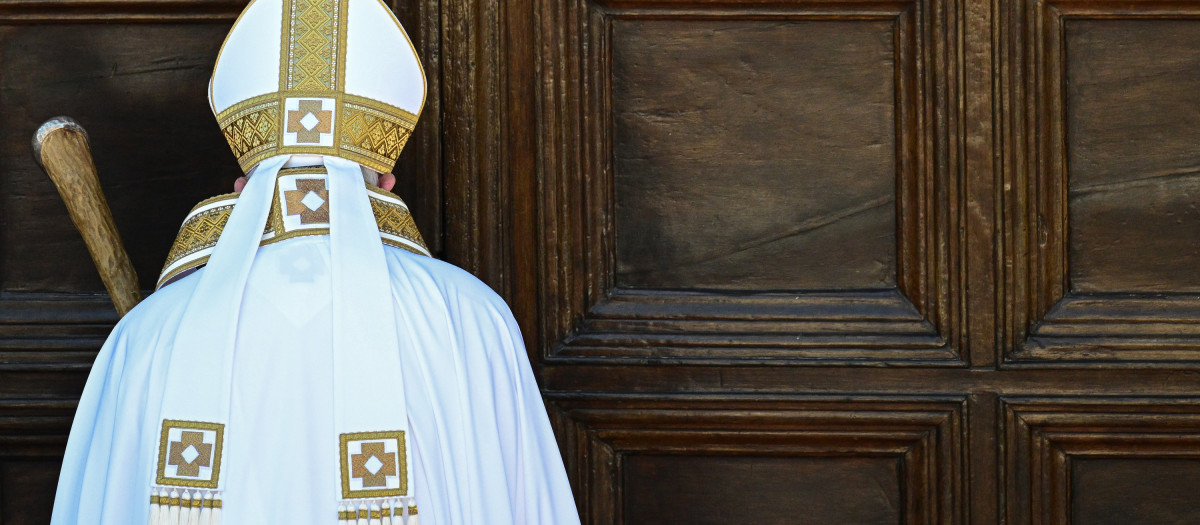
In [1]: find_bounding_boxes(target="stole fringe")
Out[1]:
[337,497,418,525]
[150,487,222,525]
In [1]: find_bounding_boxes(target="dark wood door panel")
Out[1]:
[1003,397,1200,524]
[1072,458,1200,525]
[0,399,73,525]
[549,396,964,524]
[611,18,898,291]
[1002,2,1200,365]
[624,455,901,525]
[0,21,237,294]
[535,0,965,366]
[1067,20,1200,294]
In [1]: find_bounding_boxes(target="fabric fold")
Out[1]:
[327,156,418,513]
[151,154,288,506]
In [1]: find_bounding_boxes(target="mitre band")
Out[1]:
[218,92,417,174]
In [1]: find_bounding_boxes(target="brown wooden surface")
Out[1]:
[611,18,897,291]
[36,120,142,316]
[5,0,1200,523]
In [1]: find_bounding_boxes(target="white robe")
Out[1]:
[50,235,580,525]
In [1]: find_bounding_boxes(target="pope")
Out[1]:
[49,0,581,523]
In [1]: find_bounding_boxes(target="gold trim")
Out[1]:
[280,167,329,176]
[335,0,349,92]
[384,505,418,517]
[158,254,212,291]
[157,202,235,288]
[156,175,428,289]
[282,0,341,91]
[339,430,408,498]
[217,91,418,173]
[155,420,225,489]
[218,95,280,166]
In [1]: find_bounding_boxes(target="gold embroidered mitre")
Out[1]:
[209,0,425,173]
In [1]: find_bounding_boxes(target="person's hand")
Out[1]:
[377,173,395,191]
[234,172,395,192]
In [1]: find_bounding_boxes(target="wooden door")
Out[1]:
[4,0,1200,523]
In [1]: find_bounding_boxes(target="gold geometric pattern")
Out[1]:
[156,419,225,488]
[220,99,279,163]
[215,94,417,174]
[339,430,408,498]
[167,431,213,477]
[284,0,340,91]
[284,178,330,223]
[157,175,429,289]
[341,102,416,170]
[286,99,334,143]
[369,187,424,243]
[350,441,397,487]
[338,505,418,520]
[160,200,236,275]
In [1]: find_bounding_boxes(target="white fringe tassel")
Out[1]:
[338,497,417,525]
[149,487,222,525]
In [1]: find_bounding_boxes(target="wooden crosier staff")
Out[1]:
[32,117,142,316]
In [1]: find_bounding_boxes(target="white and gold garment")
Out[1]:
[157,166,429,289]
[49,0,580,522]
[51,156,580,524]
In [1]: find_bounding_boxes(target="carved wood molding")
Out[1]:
[548,395,966,524]
[534,0,963,365]
[1001,0,1200,366]
[0,398,75,458]
[0,0,248,22]
[1002,397,1200,524]
[0,294,114,375]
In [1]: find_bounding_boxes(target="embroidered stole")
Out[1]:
[150,157,422,524]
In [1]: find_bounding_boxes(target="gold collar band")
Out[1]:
[157,167,428,289]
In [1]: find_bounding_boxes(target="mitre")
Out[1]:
[209,0,425,174]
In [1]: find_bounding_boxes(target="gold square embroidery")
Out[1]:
[156,420,224,488]
[340,431,407,498]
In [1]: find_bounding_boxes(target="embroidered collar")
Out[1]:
[157,167,428,289]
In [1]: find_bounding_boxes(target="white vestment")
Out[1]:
[50,193,580,524]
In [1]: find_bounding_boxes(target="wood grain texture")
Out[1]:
[624,455,901,524]
[0,22,237,293]
[532,0,964,365]
[1072,459,1200,524]
[1003,398,1200,524]
[1066,20,1200,294]
[389,0,444,261]
[611,18,896,290]
[37,121,142,315]
[548,395,964,525]
[1000,0,1200,365]
[11,0,1200,521]
[0,399,74,524]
